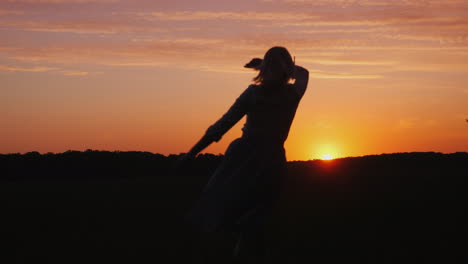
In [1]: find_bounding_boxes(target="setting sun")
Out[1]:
[322,154,334,160]
[313,143,341,160]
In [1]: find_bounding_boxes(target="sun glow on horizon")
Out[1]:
[313,143,341,160]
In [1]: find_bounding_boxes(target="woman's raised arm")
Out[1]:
[294,65,309,98]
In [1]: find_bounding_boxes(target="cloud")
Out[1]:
[80,10,468,41]
[0,36,257,66]
[318,45,468,51]
[264,16,463,27]
[249,2,468,29]
[1,32,467,74]
[393,118,416,130]
[392,117,439,130]
[307,58,397,66]
[293,27,399,34]
[0,20,170,34]
[0,10,25,16]
[199,65,252,74]
[423,119,438,127]
[133,9,466,29]
[380,33,468,44]
[283,0,468,7]
[0,63,91,76]
[136,11,318,22]
[390,62,468,73]
[130,38,224,45]
[0,64,57,72]
[0,12,466,79]
[0,42,388,78]
[0,37,331,64]
[310,70,384,79]
[4,0,118,3]
[102,62,166,67]
[59,70,88,76]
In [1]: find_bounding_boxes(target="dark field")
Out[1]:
[1,151,467,263]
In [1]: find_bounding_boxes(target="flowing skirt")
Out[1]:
[187,137,287,233]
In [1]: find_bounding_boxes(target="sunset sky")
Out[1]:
[1,0,467,160]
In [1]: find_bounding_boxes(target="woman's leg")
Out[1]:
[233,211,268,263]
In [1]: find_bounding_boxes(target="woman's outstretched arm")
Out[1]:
[185,85,254,157]
[186,133,213,157]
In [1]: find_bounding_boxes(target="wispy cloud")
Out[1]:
[307,58,397,66]
[392,117,442,132]
[4,0,118,3]
[1,0,467,77]
[313,45,468,51]
[390,62,468,73]
[265,16,464,27]
[310,70,384,79]
[102,62,166,67]
[136,11,318,22]
[0,63,90,76]
[0,20,170,34]
[130,38,223,45]
[199,65,252,74]
[393,118,417,131]
[284,0,468,7]
[1,33,467,74]
[59,70,88,76]
[292,27,399,34]
[0,9,25,16]
[0,64,56,72]
[380,33,468,44]
[133,9,467,29]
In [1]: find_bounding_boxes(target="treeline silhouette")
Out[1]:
[2,149,223,181]
[1,150,467,263]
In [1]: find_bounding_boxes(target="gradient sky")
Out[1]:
[1,0,467,160]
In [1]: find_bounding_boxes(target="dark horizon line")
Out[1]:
[1,149,467,162]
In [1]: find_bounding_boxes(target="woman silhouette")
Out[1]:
[184,46,309,260]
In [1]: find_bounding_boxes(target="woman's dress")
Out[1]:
[188,81,307,233]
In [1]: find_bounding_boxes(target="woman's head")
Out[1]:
[253,46,295,85]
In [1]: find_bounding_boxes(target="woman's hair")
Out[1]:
[253,46,295,85]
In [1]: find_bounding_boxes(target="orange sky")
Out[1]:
[1,0,467,160]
